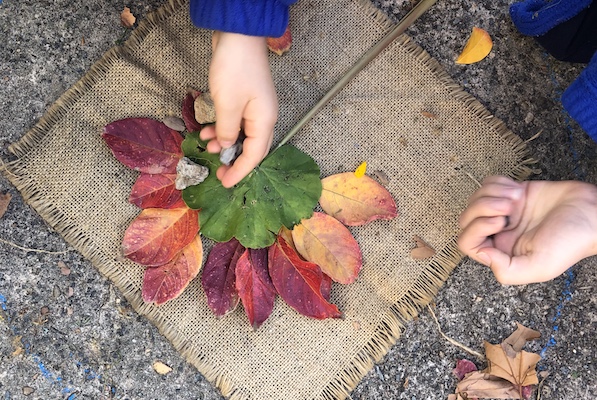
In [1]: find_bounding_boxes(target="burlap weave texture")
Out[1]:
[3,1,534,399]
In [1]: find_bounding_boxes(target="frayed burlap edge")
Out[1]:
[1,0,537,398]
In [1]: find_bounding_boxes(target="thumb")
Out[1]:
[477,248,536,285]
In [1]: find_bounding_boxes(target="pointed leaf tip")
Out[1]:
[236,248,277,329]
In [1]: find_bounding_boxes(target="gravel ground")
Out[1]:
[1,0,595,399]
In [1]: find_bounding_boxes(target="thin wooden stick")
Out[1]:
[427,305,485,360]
[275,0,438,149]
[0,237,70,255]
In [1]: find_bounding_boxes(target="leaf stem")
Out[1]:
[275,0,438,149]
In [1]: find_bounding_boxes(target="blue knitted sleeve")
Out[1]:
[190,0,297,37]
[562,52,597,141]
[510,0,593,36]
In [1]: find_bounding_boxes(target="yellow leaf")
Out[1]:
[354,161,367,178]
[455,27,492,65]
[152,361,172,375]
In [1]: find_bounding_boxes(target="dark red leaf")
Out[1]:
[236,248,277,329]
[129,173,185,209]
[453,359,478,380]
[142,236,203,305]
[202,239,245,316]
[268,236,342,320]
[122,207,199,266]
[102,118,183,174]
[182,90,202,132]
[320,273,332,301]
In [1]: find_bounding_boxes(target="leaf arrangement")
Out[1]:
[103,86,398,328]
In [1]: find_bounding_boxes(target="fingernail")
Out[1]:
[476,252,491,266]
[220,141,234,149]
[510,187,523,200]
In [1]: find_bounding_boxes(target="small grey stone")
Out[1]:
[175,157,209,190]
[163,116,186,132]
[220,142,243,166]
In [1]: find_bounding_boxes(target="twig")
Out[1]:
[524,129,544,144]
[275,0,438,149]
[0,237,70,255]
[427,305,485,360]
[536,372,550,400]
[463,171,482,188]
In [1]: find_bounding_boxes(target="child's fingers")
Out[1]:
[459,196,514,229]
[467,178,523,206]
[457,215,508,257]
[211,101,243,149]
[483,248,564,285]
[219,132,272,188]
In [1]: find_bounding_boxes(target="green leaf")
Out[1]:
[181,131,208,160]
[183,145,321,248]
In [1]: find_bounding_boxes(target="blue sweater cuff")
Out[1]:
[510,0,593,36]
[190,0,296,37]
[562,53,597,141]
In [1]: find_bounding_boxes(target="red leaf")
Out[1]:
[142,236,203,305]
[320,273,332,301]
[268,236,342,320]
[453,359,478,381]
[201,239,245,317]
[182,90,202,132]
[236,248,277,329]
[122,207,199,266]
[292,212,362,284]
[102,118,183,174]
[129,173,185,209]
[267,26,292,56]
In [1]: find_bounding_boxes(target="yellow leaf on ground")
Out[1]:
[455,27,492,65]
[152,361,172,375]
[354,161,367,178]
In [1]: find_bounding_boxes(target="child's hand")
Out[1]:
[457,176,597,284]
[200,31,278,188]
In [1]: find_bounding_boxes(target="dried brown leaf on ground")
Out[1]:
[152,361,172,375]
[411,235,436,259]
[484,341,541,387]
[456,371,522,399]
[0,192,11,219]
[120,7,136,28]
[502,322,541,357]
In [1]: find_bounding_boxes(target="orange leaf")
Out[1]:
[484,341,541,387]
[123,207,199,266]
[142,236,203,305]
[267,25,292,56]
[120,7,136,28]
[455,27,492,65]
[291,212,362,284]
[320,172,398,226]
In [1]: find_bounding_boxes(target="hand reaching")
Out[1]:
[200,31,278,188]
[457,176,597,284]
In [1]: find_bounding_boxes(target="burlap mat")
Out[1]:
[2,0,535,398]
